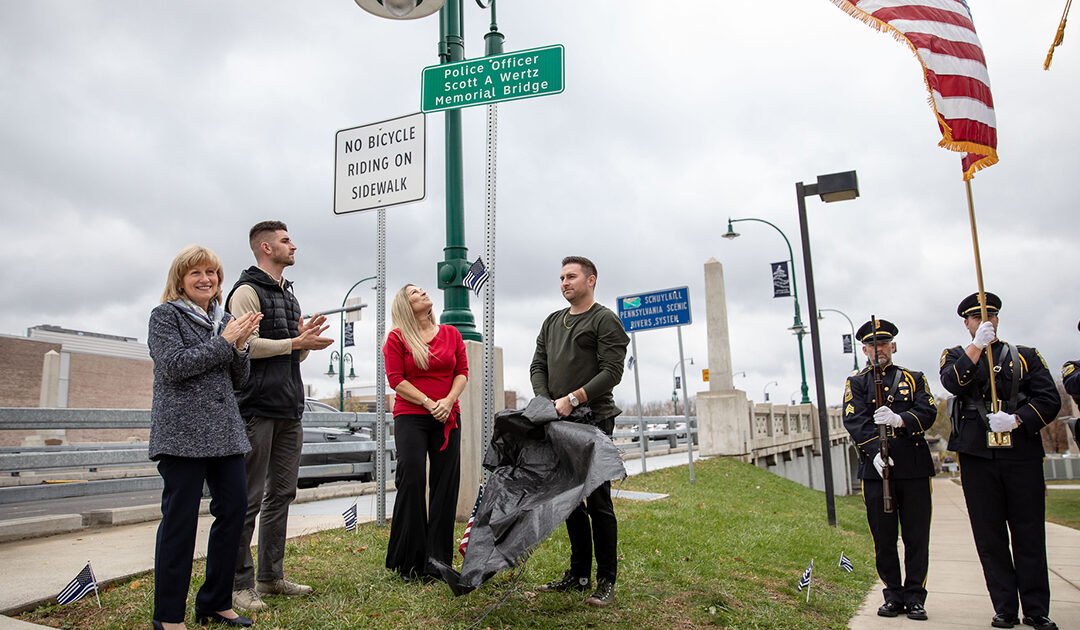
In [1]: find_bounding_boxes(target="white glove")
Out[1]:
[873,452,894,477]
[988,411,1019,432]
[873,406,904,429]
[972,321,996,349]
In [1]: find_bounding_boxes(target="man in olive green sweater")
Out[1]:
[531,255,629,608]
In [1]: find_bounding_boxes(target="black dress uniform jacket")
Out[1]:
[843,363,937,480]
[941,341,1060,460]
[1063,360,1080,405]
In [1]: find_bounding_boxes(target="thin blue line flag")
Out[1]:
[839,552,854,573]
[342,502,358,532]
[57,562,98,606]
[797,559,813,591]
[463,257,489,297]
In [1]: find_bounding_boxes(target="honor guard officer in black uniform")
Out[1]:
[940,292,1061,630]
[1062,319,1080,448]
[843,319,936,621]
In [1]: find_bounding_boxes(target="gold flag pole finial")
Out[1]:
[1045,0,1072,70]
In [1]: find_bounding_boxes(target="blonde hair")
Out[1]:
[160,245,225,304]
[390,284,436,371]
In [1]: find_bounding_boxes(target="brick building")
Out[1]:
[0,325,153,445]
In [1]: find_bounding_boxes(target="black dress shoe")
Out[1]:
[877,600,905,617]
[906,602,928,620]
[194,611,254,627]
[992,613,1021,628]
[1022,616,1058,630]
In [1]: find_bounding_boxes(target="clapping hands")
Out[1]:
[222,311,263,349]
[294,314,334,351]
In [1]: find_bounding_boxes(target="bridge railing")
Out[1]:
[744,402,847,459]
[0,408,395,504]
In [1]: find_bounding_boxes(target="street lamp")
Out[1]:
[671,357,694,414]
[326,351,358,407]
[763,380,778,402]
[796,169,860,528]
[722,217,811,404]
[352,0,492,341]
[818,308,860,372]
[331,276,376,410]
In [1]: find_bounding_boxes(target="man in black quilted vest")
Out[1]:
[842,318,936,622]
[226,220,333,612]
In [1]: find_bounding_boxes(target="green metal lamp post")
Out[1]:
[818,307,860,372]
[671,357,693,415]
[330,275,376,410]
[353,0,495,342]
[326,351,357,409]
[722,218,811,404]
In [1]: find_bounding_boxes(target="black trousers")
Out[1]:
[862,477,932,606]
[567,416,618,584]
[958,454,1050,618]
[386,414,461,578]
[154,454,247,623]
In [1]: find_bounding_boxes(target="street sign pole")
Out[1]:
[630,333,646,474]
[677,325,695,483]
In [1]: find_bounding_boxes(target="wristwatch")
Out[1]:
[568,392,580,407]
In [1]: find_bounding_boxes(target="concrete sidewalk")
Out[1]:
[0,450,699,627]
[849,477,1080,629]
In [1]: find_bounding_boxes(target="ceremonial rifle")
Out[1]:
[871,315,894,514]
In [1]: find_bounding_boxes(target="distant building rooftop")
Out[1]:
[24,325,149,360]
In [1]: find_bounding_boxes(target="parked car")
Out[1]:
[300,398,377,487]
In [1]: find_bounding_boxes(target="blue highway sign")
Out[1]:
[615,286,691,333]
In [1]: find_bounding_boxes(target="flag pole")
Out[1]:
[87,560,102,608]
[964,179,998,409]
[806,559,812,603]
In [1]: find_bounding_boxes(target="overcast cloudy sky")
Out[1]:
[2,1,1077,411]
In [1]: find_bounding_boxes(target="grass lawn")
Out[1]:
[20,457,877,629]
[1046,489,1080,530]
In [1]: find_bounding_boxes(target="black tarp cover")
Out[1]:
[436,397,627,594]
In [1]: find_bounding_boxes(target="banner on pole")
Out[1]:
[842,333,852,354]
[771,261,791,298]
[345,322,355,348]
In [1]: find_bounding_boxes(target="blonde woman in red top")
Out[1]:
[382,284,468,581]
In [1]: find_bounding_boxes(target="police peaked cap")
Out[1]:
[856,319,898,344]
[956,292,1001,317]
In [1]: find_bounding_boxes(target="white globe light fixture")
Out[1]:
[354,0,445,19]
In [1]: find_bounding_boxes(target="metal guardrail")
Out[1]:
[612,416,697,451]
[0,408,396,504]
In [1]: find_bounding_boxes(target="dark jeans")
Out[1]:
[234,416,303,589]
[567,416,617,583]
[386,414,461,578]
[959,454,1050,618]
[862,477,932,605]
[154,454,246,623]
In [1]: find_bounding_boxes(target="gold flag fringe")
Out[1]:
[1044,0,1072,70]
[828,0,998,179]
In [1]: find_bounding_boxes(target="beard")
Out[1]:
[271,250,294,267]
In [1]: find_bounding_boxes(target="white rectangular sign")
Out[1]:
[334,112,425,214]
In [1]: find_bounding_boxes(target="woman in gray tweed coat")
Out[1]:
[148,245,262,630]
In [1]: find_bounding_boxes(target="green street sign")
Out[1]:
[421,44,564,113]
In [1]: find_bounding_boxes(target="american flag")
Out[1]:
[342,502,358,532]
[463,257,489,297]
[797,559,814,591]
[829,0,998,180]
[458,484,484,557]
[839,552,854,573]
[57,562,99,606]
